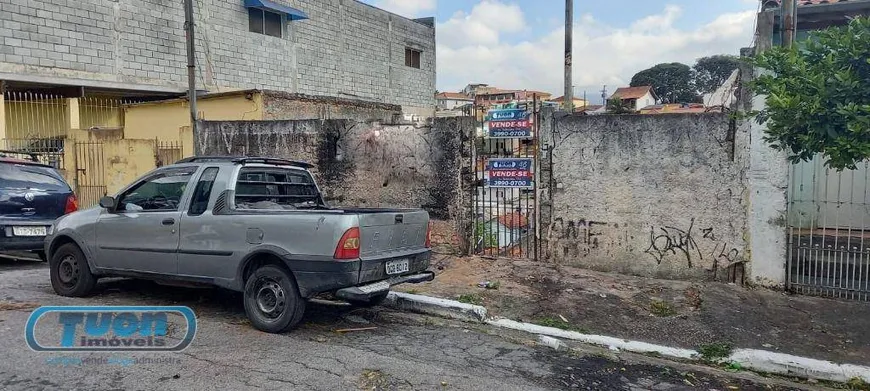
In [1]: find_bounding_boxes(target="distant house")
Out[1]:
[548,96,589,110]
[461,83,491,97]
[639,103,708,115]
[576,104,605,115]
[474,89,552,107]
[436,92,474,111]
[763,0,870,43]
[609,86,657,112]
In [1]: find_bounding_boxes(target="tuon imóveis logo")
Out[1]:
[25,306,197,352]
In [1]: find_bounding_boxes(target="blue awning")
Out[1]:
[244,0,308,21]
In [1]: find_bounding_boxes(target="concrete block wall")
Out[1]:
[0,0,435,113]
[195,117,469,222]
[541,113,750,281]
[262,91,403,123]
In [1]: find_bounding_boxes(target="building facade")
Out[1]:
[609,86,657,112]
[0,0,436,115]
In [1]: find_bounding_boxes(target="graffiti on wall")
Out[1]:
[547,215,743,276]
[548,218,633,259]
[644,218,741,271]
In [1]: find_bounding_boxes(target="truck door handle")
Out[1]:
[162,218,176,226]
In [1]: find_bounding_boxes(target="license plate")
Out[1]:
[12,226,46,236]
[385,259,410,275]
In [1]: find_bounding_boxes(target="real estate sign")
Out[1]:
[486,158,533,188]
[486,108,532,138]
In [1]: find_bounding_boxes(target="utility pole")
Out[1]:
[563,0,573,112]
[600,85,607,105]
[782,0,796,47]
[184,0,198,145]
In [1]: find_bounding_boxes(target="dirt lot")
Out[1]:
[398,254,870,366]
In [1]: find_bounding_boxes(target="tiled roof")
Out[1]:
[610,86,653,100]
[548,95,586,102]
[764,0,866,7]
[497,213,529,229]
[436,92,472,100]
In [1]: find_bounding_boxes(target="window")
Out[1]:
[234,168,321,210]
[404,48,421,69]
[188,167,219,216]
[117,169,195,212]
[0,163,69,191]
[248,8,282,38]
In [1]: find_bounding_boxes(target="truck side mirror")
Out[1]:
[99,196,117,210]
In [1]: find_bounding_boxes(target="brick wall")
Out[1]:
[0,0,435,112]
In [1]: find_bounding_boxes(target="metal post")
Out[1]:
[184,0,198,144]
[782,0,796,47]
[563,0,573,112]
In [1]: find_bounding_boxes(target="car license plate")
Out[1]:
[12,226,46,236]
[385,259,410,275]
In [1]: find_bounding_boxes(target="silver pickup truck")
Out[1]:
[44,157,434,333]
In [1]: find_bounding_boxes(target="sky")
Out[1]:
[361,0,760,103]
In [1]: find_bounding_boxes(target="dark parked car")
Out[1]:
[0,151,77,260]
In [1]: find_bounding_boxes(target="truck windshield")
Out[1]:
[234,167,321,210]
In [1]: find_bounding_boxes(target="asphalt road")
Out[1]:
[0,258,817,391]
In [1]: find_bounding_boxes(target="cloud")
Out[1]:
[437,1,527,47]
[373,0,436,18]
[436,3,756,103]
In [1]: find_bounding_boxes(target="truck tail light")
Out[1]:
[64,194,78,215]
[334,227,360,260]
[425,223,432,248]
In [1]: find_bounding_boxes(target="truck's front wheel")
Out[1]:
[243,265,306,333]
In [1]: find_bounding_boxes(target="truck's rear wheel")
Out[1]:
[49,243,97,297]
[243,265,306,333]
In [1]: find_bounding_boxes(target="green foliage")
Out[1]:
[630,62,701,103]
[693,55,741,94]
[649,300,676,317]
[535,317,590,333]
[457,293,483,305]
[697,342,734,362]
[475,222,498,248]
[846,377,870,391]
[751,17,870,171]
[606,98,634,114]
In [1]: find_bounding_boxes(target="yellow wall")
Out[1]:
[79,97,125,129]
[103,139,157,196]
[123,93,264,149]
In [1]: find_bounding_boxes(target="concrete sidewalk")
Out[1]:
[399,255,870,368]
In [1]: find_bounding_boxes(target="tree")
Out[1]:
[630,63,700,104]
[606,98,633,114]
[752,17,870,170]
[693,55,741,94]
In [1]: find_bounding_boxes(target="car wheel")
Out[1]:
[35,251,47,262]
[347,291,389,308]
[243,265,306,333]
[49,243,97,297]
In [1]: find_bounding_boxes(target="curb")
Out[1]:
[383,292,487,323]
[385,292,870,384]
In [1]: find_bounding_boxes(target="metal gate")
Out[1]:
[787,155,870,300]
[74,141,106,208]
[471,98,540,259]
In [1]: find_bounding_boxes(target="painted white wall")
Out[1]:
[746,69,789,287]
[634,92,657,111]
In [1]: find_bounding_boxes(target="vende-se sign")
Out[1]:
[486,158,533,188]
[489,119,530,129]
